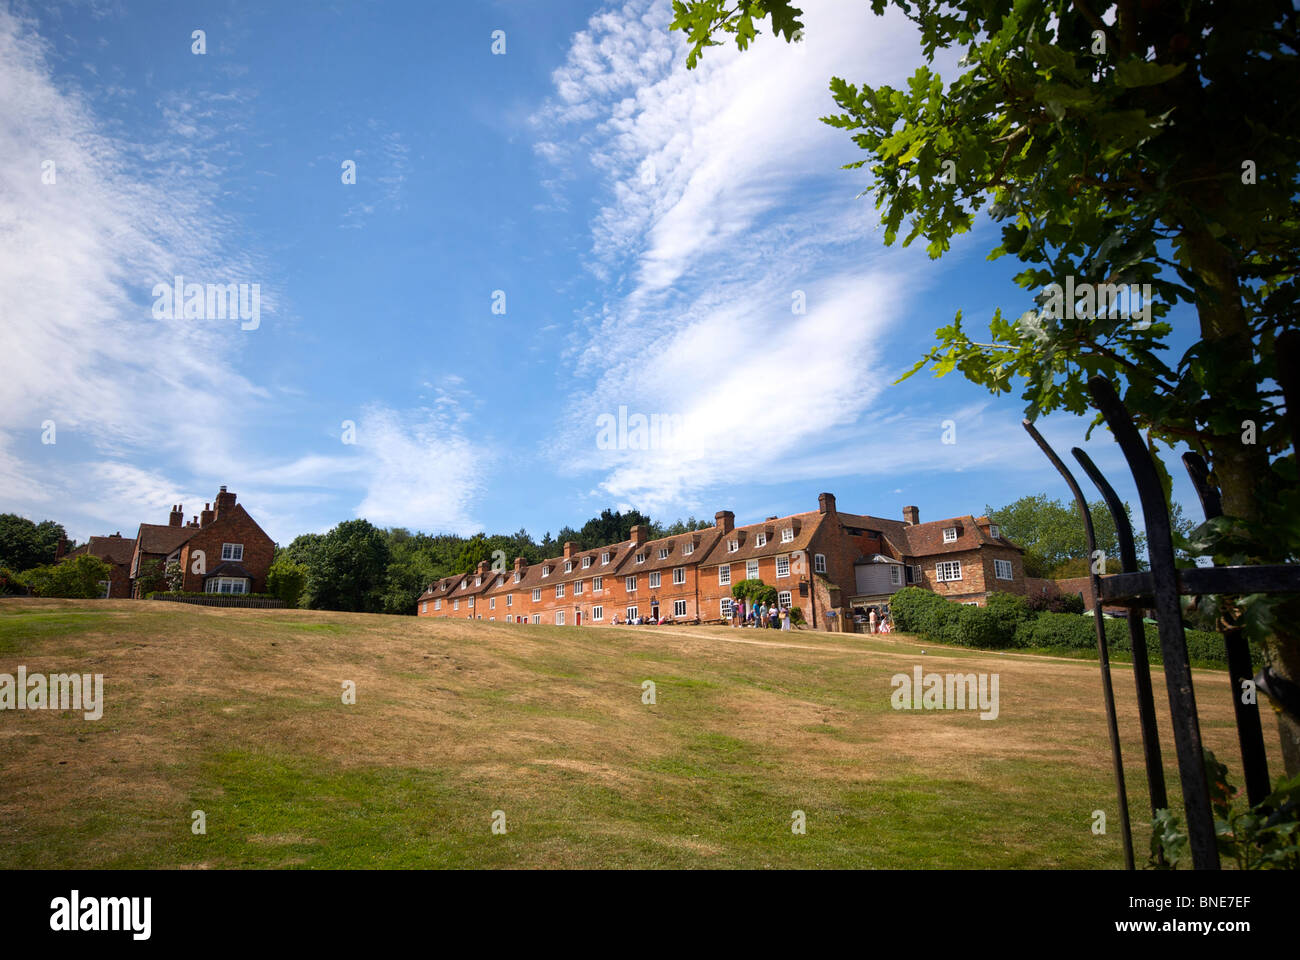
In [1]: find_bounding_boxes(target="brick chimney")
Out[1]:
[169,504,183,527]
[563,541,576,559]
[630,524,647,546]
[903,505,920,525]
[715,510,734,533]
[55,537,70,560]
[188,515,200,527]
[200,502,214,527]
[818,492,837,515]
[476,560,489,577]
[214,485,236,519]
[513,556,527,574]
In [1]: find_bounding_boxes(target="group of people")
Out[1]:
[730,600,792,631]
[857,607,892,634]
[612,613,673,625]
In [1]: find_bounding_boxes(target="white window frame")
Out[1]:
[814,553,827,574]
[221,543,243,562]
[556,610,566,625]
[912,564,923,583]
[673,599,687,617]
[592,606,604,621]
[626,606,638,621]
[727,540,739,553]
[542,565,551,577]
[574,580,584,595]
[778,590,792,608]
[532,588,542,602]
[531,614,541,624]
[99,580,111,599]
[593,576,603,592]
[890,565,903,586]
[556,583,565,598]
[721,598,733,617]
[943,527,958,543]
[453,599,460,611]
[602,552,610,565]
[434,599,442,610]
[683,542,694,555]
[776,555,790,578]
[673,567,685,585]
[506,595,512,607]
[421,600,428,614]
[583,556,592,568]
[635,552,646,564]
[994,558,1014,581]
[990,524,1001,539]
[746,560,759,580]
[625,575,637,592]
[755,533,767,547]
[658,547,669,560]
[468,598,475,608]
[781,528,794,543]
[648,571,661,589]
[564,560,573,573]
[718,565,731,585]
[937,560,962,582]
[513,571,521,583]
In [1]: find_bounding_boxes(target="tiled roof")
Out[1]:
[613,528,724,576]
[81,536,138,566]
[134,523,195,556]
[699,512,824,566]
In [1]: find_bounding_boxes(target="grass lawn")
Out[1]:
[0,598,1282,869]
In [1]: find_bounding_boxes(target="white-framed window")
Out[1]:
[635,552,646,564]
[626,606,638,621]
[489,597,496,609]
[912,564,923,583]
[963,601,980,606]
[592,606,604,621]
[990,524,1001,539]
[648,571,661,588]
[658,547,669,559]
[936,560,962,581]
[814,553,827,574]
[625,575,637,592]
[556,583,565,598]
[746,560,759,580]
[221,543,243,561]
[506,595,512,607]
[564,560,573,573]
[207,578,247,595]
[468,598,475,608]
[781,528,794,543]
[602,552,610,564]
[994,558,1014,580]
[593,576,603,591]
[435,599,442,610]
[556,610,566,625]
[98,580,111,599]
[683,542,694,555]
[574,580,584,595]
[718,565,731,585]
[721,598,733,617]
[497,577,504,588]
[943,527,958,543]
[776,556,790,578]
[673,599,687,617]
[475,576,482,586]
[727,539,738,552]
[778,590,792,608]
[532,588,542,602]
[531,614,541,624]
[673,567,685,585]
[890,565,903,586]
[583,556,592,568]
[421,601,428,614]
[755,533,767,547]
[513,571,521,583]
[542,565,551,577]
[453,599,460,611]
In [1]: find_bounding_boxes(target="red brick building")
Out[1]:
[119,486,275,597]
[64,533,137,598]
[416,492,1029,629]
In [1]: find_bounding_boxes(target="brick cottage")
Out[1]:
[416,492,1030,630]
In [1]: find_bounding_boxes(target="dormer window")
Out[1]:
[781,528,794,543]
[943,527,958,543]
[990,524,1000,539]
[683,542,694,555]
[635,552,646,564]
[513,572,521,583]
[601,552,610,564]
[542,565,551,577]
[475,576,482,586]
[583,556,592,568]
[564,560,573,573]
[755,533,767,547]
[728,540,739,552]
[658,547,669,559]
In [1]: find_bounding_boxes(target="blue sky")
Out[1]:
[0,0,1204,546]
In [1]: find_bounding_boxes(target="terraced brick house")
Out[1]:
[416,492,1029,629]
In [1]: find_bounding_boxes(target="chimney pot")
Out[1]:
[630,525,647,546]
[563,541,576,559]
[903,505,920,525]
[715,510,735,534]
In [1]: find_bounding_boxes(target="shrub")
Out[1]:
[1027,591,1086,615]
[145,590,280,600]
[0,567,22,596]
[267,559,308,607]
[889,586,950,634]
[18,555,112,598]
[789,605,806,626]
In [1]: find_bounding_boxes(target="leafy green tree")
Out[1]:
[672,0,1300,770]
[985,493,1146,578]
[0,514,67,571]
[455,533,490,575]
[306,519,391,613]
[731,578,777,606]
[267,559,309,608]
[20,555,112,598]
[134,558,165,596]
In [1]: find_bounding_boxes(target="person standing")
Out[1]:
[868,608,878,634]
[781,607,790,631]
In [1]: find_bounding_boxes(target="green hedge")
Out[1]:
[891,586,1241,669]
[146,590,279,600]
